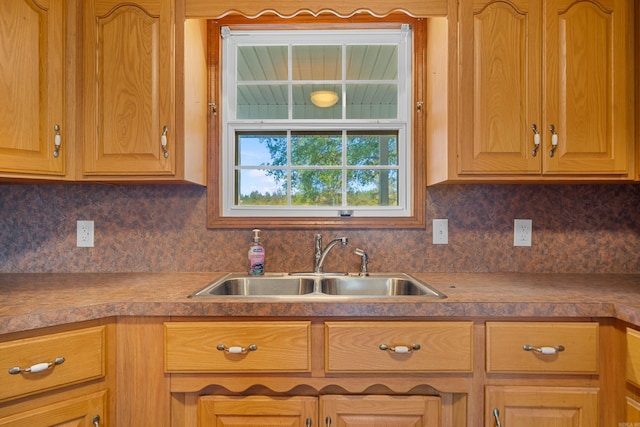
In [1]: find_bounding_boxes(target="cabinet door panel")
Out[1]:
[627,328,640,386]
[321,395,440,427]
[0,0,65,176]
[0,391,105,427]
[544,0,631,174]
[83,0,175,176]
[458,0,541,174]
[626,396,640,423]
[486,386,598,427]
[198,396,317,427]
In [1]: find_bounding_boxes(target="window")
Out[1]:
[208,18,427,229]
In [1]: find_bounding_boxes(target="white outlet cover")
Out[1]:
[514,219,532,247]
[77,220,94,248]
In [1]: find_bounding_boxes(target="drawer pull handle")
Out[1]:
[531,124,540,157]
[161,125,170,158]
[93,415,100,427]
[548,124,558,157]
[379,344,421,353]
[53,124,62,158]
[8,356,65,375]
[523,344,565,355]
[216,344,258,354]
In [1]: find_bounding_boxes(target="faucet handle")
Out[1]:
[354,248,369,276]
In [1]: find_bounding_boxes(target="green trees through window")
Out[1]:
[236,131,399,207]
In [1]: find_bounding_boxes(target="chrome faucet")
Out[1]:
[354,248,369,276]
[314,234,348,274]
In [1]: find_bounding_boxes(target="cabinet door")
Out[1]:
[83,0,175,177]
[198,395,317,427]
[0,0,65,177]
[626,396,640,423]
[458,0,542,175]
[321,395,440,427]
[543,0,631,174]
[0,390,105,427]
[486,386,598,427]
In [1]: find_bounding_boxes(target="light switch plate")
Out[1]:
[433,219,448,245]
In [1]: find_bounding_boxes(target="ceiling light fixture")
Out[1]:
[310,90,339,108]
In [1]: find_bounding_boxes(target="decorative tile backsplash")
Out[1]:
[0,183,639,273]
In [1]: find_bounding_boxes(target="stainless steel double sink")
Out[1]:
[190,273,446,299]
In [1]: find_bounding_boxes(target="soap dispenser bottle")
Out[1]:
[248,229,265,275]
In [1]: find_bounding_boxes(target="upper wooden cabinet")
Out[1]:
[0,0,67,179]
[82,0,175,178]
[542,0,632,176]
[81,0,206,183]
[428,0,635,184]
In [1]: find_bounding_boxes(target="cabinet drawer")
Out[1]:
[0,326,106,401]
[325,321,473,373]
[164,321,311,372]
[627,328,640,386]
[486,322,598,374]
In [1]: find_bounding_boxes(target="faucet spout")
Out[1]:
[314,234,348,274]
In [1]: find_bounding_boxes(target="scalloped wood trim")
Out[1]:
[185,0,448,19]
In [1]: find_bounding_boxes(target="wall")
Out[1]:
[0,183,639,273]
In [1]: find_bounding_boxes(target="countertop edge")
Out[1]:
[1,272,639,334]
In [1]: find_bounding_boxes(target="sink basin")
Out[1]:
[192,274,315,297]
[320,275,442,297]
[191,273,446,299]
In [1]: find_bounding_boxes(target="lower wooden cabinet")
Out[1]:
[485,322,601,426]
[626,328,640,423]
[199,395,317,426]
[198,394,440,427]
[0,391,106,427]
[321,395,440,427]
[626,396,640,422]
[627,328,640,387]
[486,386,598,427]
[0,326,106,401]
[0,322,112,427]
[486,321,598,374]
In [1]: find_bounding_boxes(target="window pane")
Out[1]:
[291,131,342,166]
[237,85,288,119]
[347,169,398,206]
[291,169,342,206]
[237,132,287,166]
[292,45,341,80]
[293,84,341,119]
[347,131,398,166]
[346,45,398,80]
[346,84,397,119]
[238,46,288,81]
[236,169,287,206]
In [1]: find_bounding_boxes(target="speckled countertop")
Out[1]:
[1,272,640,334]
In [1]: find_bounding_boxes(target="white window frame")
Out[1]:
[221,26,413,218]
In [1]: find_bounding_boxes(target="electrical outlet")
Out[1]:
[514,219,532,247]
[77,220,94,248]
[433,219,448,245]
